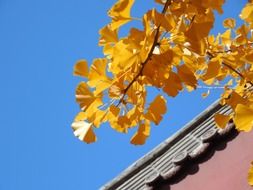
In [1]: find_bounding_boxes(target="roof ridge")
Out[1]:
[101,99,222,190]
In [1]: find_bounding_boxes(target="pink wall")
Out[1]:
[161,131,253,190]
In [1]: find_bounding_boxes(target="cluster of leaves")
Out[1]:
[72,0,253,184]
[72,0,253,142]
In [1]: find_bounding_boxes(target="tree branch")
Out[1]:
[116,0,171,107]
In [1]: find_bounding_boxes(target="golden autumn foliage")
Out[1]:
[72,0,253,185]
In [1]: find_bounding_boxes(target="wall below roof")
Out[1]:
[160,131,253,190]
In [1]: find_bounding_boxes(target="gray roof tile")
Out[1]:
[100,100,236,190]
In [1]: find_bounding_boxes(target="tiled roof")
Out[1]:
[100,100,237,190]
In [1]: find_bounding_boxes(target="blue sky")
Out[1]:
[0,0,247,190]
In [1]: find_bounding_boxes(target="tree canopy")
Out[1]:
[71,0,253,185]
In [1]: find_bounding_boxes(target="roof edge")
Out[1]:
[100,99,222,190]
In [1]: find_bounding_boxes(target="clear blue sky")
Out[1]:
[0,0,247,190]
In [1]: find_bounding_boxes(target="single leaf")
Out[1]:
[163,72,183,97]
[223,18,236,28]
[75,82,96,111]
[177,64,197,90]
[240,2,253,23]
[88,58,111,95]
[112,116,131,133]
[249,162,253,186]
[202,58,221,85]
[221,29,232,46]
[110,41,140,74]
[200,0,225,14]
[88,58,109,87]
[185,11,214,41]
[234,104,253,132]
[74,112,86,121]
[73,60,89,78]
[214,113,231,129]
[225,91,248,110]
[130,121,150,145]
[108,0,135,30]
[89,109,107,128]
[99,25,118,46]
[145,95,167,125]
[71,121,96,143]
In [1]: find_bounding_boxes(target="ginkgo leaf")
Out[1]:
[71,121,96,143]
[85,98,103,122]
[144,9,175,33]
[200,0,225,14]
[99,25,118,46]
[202,58,221,85]
[177,64,197,90]
[88,58,111,95]
[145,95,167,125]
[110,40,140,74]
[88,109,107,128]
[111,116,131,133]
[76,82,96,111]
[88,58,110,87]
[74,112,86,121]
[163,72,183,97]
[223,18,236,28]
[225,91,248,110]
[130,121,150,145]
[240,2,253,23]
[185,11,214,41]
[108,0,135,30]
[214,113,231,129]
[73,60,89,78]
[221,29,232,46]
[234,104,253,132]
[248,162,253,186]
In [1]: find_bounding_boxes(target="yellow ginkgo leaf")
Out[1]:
[248,162,253,186]
[110,41,140,74]
[99,25,118,46]
[74,112,86,121]
[108,0,135,30]
[71,121,96,143]
[185,11,214,41]
[112,116,131,133]
[145,95,167,125]
[177,64,197,90]
[163,72,183,97]
[225,91,247,110]
[130,121,150,145]
[88,58,109,87]
[88,58,111,95]
[200,0,225,14]
[73,60,89,78]
[221,29,232,46]
[240,2,253,23]
[214,113,231,129]
[202,58,221,85]
[223,18,236,28]
[75,82,96,111]
[234,104,253,132]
